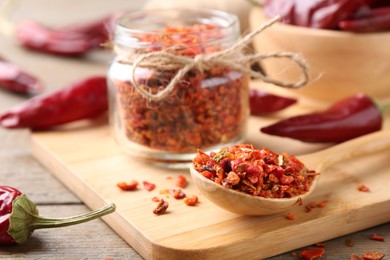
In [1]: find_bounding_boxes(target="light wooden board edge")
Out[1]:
[29,129,390,260]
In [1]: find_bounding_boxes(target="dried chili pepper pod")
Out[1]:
[15,20,97,56]
[261,93,385,143]
[0,76,108,129]
[0,186,115,245]
[249,88,297,115]
[339,7,390,32]
[0,57,44,95]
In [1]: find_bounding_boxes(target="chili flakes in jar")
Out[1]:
[192,144,317,199]
[108,9,249,164]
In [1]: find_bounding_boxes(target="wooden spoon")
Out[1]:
[190,130,390,215]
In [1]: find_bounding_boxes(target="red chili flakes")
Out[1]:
[142,181,156,191]
[286,211,295,220]
[295,197,303,206]
[184,195,199,206]
[370,233,385,242]
[192,144,317,199]
[170,189,186,199]
[153,198,169,215]
[350,254,361,260]
[357,184,370,192]
[114,24,248,154]
[305,200,328,212]
[346,238,354,247]
[176,175,188,188]
[300,248,325,260]
[361,251,385,260]
[117,180,139,191]
[151,196,160,202]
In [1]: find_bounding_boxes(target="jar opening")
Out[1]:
[114,8,239,51]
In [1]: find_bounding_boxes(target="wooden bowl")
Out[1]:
[249,7,390,102]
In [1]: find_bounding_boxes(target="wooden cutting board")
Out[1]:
[30,82,390,259]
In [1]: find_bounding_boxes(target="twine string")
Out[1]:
[118,16,310,101]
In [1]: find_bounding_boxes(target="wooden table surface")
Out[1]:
[1,1,389,259]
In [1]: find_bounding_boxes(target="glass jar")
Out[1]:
[107,8,250,168]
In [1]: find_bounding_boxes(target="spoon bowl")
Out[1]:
[190,130,390,215]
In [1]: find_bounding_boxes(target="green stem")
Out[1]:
[31,203,116,229]
[380,101,390,114]
[247,0,264,6]
[8,194,116,245]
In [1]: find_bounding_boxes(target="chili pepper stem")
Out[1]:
[380,101,390,113]
[8,194,116,244]
[30,203,116,229]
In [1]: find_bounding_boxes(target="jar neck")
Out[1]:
[113,8,240,55]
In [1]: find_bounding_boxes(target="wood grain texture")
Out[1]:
[1,1,390,259]
[29,82,390,259]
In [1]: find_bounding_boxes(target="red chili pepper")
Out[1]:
[261,93,384,143]
[249,89,297,115]
[16,20,96,56]
[0,76,108,130]
[15,12,120,56]
[339,9,390,32]
[0,57,44,95]
[59,13,118,49]
[263,0,372,28]
[310,0,372,29]
[0,186,115,245]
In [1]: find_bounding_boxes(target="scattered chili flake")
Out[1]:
[295,197,303,206]
[151,196,160,202]
[315,242,326,247]
[290,251,297,257]
[159,189,170,195]
[316,200,328,208]
[361,251,385,260]
[300,247,325,260]
[305,200,328,212]
[370,233,385,242]
[176,175,188,188]
[350,254,362,260]
[184,195,199,206]
[346,238,354,247]
[170,189,186,199]
[286,211,295,220]
[357,184,370,192]
[117,180,139,191]
[142,181,156,191]
[193,144,317,199]
[153,198,169,215]
[166,176,173,180]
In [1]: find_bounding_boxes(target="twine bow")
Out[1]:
[119,16,310,101]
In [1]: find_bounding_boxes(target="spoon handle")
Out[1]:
[301,130,390,172]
